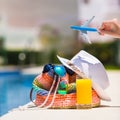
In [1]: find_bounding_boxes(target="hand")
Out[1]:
[99,18,120,38]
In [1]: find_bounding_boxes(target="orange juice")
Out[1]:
[76,79,92,109]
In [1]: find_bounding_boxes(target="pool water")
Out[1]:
[0,71,37,116]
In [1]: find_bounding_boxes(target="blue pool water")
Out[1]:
[0,70,37,116]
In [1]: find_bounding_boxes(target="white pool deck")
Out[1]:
[1,70,120,120]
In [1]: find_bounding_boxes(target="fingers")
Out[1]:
[98,18,120,38]
[99,30,113,35]
[99,22,106,30]
[98,20,114,36]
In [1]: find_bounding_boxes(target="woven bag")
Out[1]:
[30,64,101,109]
[35,90,100,109]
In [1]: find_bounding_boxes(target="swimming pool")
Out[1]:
[0,70,37,116]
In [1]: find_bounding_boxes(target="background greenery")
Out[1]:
[0,37,120,70]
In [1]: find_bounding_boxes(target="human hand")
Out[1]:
[99,18,120,38]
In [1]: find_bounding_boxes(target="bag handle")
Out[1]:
[30,88,35,104]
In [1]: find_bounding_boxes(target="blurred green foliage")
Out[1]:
[83,40,119,67]
[1,40,119,70]
[0,29,120,70]
[0,37,7,65]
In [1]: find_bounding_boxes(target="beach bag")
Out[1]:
[30,64,100,109]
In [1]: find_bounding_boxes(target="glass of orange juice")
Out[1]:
[76,78,92,109]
